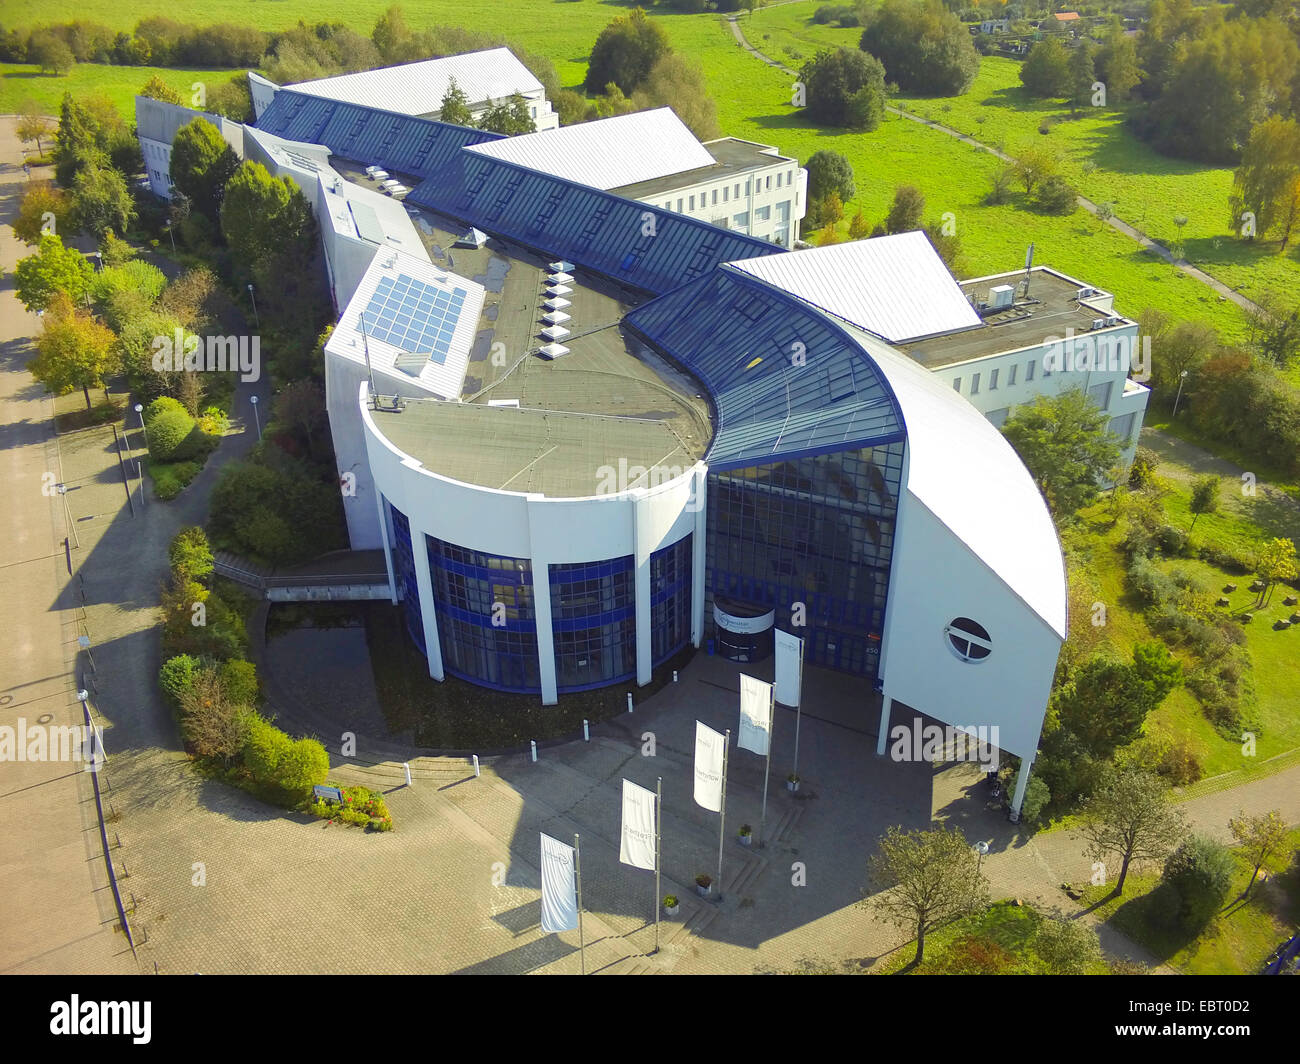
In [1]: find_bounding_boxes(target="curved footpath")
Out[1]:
[724,14,1264,317]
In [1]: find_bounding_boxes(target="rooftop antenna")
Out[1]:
[359,311,377,405]
[1023,242,1034,300]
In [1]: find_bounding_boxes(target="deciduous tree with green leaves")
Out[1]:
[1188,474,1220,531]
[867,824,989,966]
[1229,116,1300,250]
[171,117,241,222]
[1000,387,1121,518]
[13,182,75,246]
[1081,767,1186,896]
[139,75,183,106]
[28,292,119,409]
[1254,537,1297,606]
[1228,809,1289,897]
[584,8,671,96]
[16,101,54,157]
[71,163,136,240]
[220,160,316,274]
[13,232,94,313]
[439,77,473,126]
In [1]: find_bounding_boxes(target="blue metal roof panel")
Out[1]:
[625,268,905,467]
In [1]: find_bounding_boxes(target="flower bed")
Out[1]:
[305,784,394,832]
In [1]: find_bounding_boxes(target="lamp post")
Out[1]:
[1172,369,1189,418]
[249,394,261,441]
[56,483,79,548]
[975,840,989,875]
[247,283,260,329]
[134,403,147,452]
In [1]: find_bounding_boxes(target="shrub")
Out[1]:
[150,460,202,500]
[943,934,1015,974]
[145,395,187,423]
[169,526,213,581]
[147,406,201,462]
[1035,174,1078,214]
[1158,736,1204,786]
[242,714,295,788]
[1157,524,1190,555]
[1035,916,1102,974]
[1019,775,1051,824]
[1161,835,1235,932]
[159,654,199,709]
[219,658,258,706]
[305,784,393,830]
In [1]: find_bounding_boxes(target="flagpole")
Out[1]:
[717,729,730,901]
[759,687,773,849]
[792,635,805,777]
[574,832,586,976]
[653,775,662,954]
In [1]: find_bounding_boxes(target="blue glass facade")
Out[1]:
[388,502,425,652]
[706,444,903,679]
[550,556,636,692]
[427,537,540,692]
[650,535,693,666]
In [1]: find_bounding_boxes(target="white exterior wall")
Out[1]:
[463,91,558,131]
[878,471,1063,760]
[358,384,702,703]
[644,161,807,249]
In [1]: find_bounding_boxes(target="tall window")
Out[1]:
[388,503,424,652]
[650,537,692,664]
[1026,359,1036,382]
[971,372,981,395]
[989,368,999,390]
[551,557,636,691]
[1007,363,1017,386]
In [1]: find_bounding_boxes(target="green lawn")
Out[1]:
[1,63,238,119]
[1081,828,1300,974]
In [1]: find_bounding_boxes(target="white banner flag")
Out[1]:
[738,674,773,755]
[693,720,725,812]
[618,779,657,870]
[774,629,803,707]
[539,833,578,933]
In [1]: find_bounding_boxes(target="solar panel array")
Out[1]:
[362,274,467,365]
[256,90,502,180]
[408,154,782,296]
[626,267,905,468]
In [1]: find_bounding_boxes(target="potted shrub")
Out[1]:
[663,894,679,917]
[695,873,712,897]
[738,824,752,847]
[786,773,801,793]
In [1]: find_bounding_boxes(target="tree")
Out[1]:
[867,824,989,966]
[476,93,536,136]
[13,182,75,246]
[923,220,964,274]
[1132,640,1183,707]
[177,667,250,764]
[848,210,871,239]
[1035,173,1078,215]
[806,190,844,231]
[1019,37,1071,98]
[29,32,75,76]
[170,117,241,221]
[139,74,183,105]
[1001,387,1121,517]
[1054,656,1155,759]
[585,8,671,96]
[884,185,924,234]
[1161,834,1234,932]
[274,379,327,460]
[71,164,136,240]
[16,101,54,156]
[805,149,856,204]
[1014,147,1057,196]
[985,163,1014,205]
[220,161,317,274]
[1254,537,1297,606]
[1228,810,1289,897]
[53,93,137,186]
[1247,292,1300,370]
[371,4,420,65]
[1229,117,1300,249]
[1094,21,1140,104]
[799,47,886,130]
[13,232,94,312]
[859,0,978,96]
[1081,768,1186,896]
[1067,43,1096,111]
[1187,474,1220,531]
[631,53,721,140]
[29,293,119,409]
[1035,917,1102,975]
[439,77,473,126]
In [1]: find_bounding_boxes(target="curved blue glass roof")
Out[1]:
[626,266,905,469]
[255,90,501,179]
[407,153,780,296]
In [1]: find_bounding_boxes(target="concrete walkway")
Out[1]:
[724,13,1263,317]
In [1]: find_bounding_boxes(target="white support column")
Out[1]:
[1009,754,1036,821]
[690,465,708,647]
[632,493,654,687]
[375,491,398,604]
[411,526,444,681]
[876,696,893,756]
[532,558,558,706]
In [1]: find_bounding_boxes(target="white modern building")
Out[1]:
[250,47,558,131]
[465,109,808,248]
[135,96,245,200]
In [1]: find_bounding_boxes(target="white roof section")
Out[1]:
[328,252,485,400]
[286,48,544,115]
[319,174,428,263]
[728,232,983,344]
[853,326,1067,638]
[464,108,716,190]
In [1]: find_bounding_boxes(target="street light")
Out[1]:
[975,840,990,874]
[134,403,147,452]
[249,394,262,441]
[247,283,260,329]
[56,482,79,548]
[1172,368,1190,418]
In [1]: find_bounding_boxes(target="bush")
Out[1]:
[145,395,186,422]
[1161,835,1234,933]
[219,658,258,706]
[150,460,203,500]
[159,653,199,709]
[1158,735,1205,786]
[1035,174,1078,214]
[147,406,202,462]
[1035,916,1102,975]
[1019,775,1051,824]
[1157,524,1190,555]
[242,715,328,799]
[169,526,213,581]
[305,784,393,831]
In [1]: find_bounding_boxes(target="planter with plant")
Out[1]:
[695,873,712,897]
[787,773,800,793]
[738,824,752,846]
[663,894,679,916]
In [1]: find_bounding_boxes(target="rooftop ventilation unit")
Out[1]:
[989,284,1014,310]
[1105,315,1122,327]
[1090,318,1107,331]
[487,399,521,407]
[1076,286,1099,300]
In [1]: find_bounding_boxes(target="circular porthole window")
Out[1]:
[945,618,991,663]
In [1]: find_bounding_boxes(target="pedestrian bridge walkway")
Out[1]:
[214,549,392,602]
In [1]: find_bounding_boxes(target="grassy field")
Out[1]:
[1,62,238,118]
[1081,828,1300,974]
